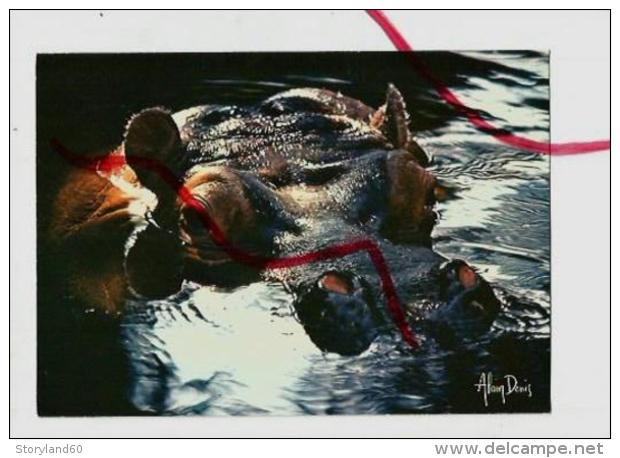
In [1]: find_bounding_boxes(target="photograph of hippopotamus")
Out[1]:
[37,52,550,416]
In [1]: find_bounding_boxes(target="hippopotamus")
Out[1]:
[48,84,501,356]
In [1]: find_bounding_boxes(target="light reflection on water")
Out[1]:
[123,51,550,415]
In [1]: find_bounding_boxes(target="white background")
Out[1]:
[7,5,612,444]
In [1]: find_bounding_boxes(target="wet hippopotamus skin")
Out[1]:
[49,85,501,355]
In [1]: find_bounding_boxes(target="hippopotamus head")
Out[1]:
[165,85,438,248]
[119,84,500,355]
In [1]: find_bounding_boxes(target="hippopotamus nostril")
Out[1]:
[458,264,478,289]
[318,271,354,295]
[438,259,477,300]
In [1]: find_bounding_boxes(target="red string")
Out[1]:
[366,10,610,155]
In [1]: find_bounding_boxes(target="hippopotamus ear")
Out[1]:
[371,84,431,166]
[123,107,183,200]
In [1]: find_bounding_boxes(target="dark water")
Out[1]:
[37,51,550,415]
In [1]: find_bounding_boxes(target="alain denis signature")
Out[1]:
[474,372,533,406]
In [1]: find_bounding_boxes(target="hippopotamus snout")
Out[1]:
[294,258,502,356]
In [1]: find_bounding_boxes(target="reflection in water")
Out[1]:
[125,282,317,415]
